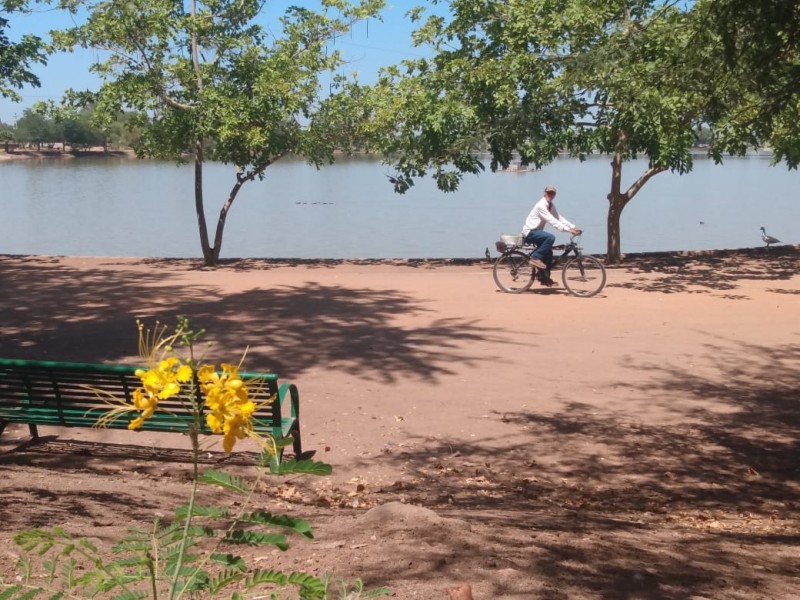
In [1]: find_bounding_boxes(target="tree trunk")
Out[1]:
[604,133,668,264]
[191,0,217,266]
[605,147,628,265]
[606,193,628,265]
[194,141,216,266]
[208,178,246,266]
[194,149,270,266]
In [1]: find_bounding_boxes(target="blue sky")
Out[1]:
[0,1,432,124]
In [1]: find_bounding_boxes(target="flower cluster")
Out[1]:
[121,319,258,453]
[198,363,257,452]
[129,357,193,430]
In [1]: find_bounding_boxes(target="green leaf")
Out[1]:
[244,569,289,587]
[209,554,247,572]
[185,525,216,538]
[0,588,45,600]
[13,530,55,554]
[240,512,314,539]
[180,569,211,592]
[98,574,146,593]
[207,569,245,594]
[362,586,392,598]
[14,557,32,584]
[175,505,232,520]
[197,470,250,494]
[78,538,98,554]
[287,571,326,599]
[224,530,288,550]
[0,585,22,600]
[267,458,332,476]
[105,556,152,569]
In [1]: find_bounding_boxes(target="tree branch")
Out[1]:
[625,164,668,199]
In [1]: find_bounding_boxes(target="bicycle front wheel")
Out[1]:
[493,251,535,293]
[561,255,607,297]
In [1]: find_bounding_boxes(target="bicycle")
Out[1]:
[492,233,607,297]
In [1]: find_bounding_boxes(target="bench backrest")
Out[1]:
[0,358,282,435]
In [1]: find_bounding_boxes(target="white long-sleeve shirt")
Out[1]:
[522,196,575,235]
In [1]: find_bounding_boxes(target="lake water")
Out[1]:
[1,153,797,259]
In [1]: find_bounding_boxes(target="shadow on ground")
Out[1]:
[608,245,799,295]
[326,333,800,598]
[0,257,507,382]
[1,251,799,598]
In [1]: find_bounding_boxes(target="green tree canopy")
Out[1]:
[60,107,105,148]
[15,106,56,145]
[1,0,48,100]
[697,0,800,167]
[367,0,730,263]
[52,0,384,266]
[0,118,14,141]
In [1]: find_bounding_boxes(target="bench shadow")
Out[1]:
[0,436,262,466]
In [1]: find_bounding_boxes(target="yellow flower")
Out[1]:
[135,357,192,401]
[129,355,192,428]
[132,388,157,417]
[199,363,247,399]
[94,320,203,432]
[127,388,158,430]
[199,363,255,452]
[222,413,253,453]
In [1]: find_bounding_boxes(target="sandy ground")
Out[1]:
[1,247,799,599]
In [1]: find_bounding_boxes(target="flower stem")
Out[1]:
[167,428,200,600]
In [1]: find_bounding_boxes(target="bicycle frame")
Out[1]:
[492,234,607,297]
[495,238,579,265]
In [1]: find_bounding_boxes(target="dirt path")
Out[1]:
[1,248,799,598]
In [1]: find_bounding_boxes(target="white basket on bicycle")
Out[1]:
[496,233,523,252]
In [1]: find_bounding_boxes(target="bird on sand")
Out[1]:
[760,227,781,247]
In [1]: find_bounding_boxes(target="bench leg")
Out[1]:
[0,421,38,440]
[292,427,302,458]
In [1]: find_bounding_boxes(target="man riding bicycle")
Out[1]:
[522,185,582,286]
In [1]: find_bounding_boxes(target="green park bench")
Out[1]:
[0,358,302,457]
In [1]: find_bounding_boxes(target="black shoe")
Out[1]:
[538,274,556,287]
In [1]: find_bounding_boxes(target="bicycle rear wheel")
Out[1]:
[561,255,606,297]
[493,251,535,293]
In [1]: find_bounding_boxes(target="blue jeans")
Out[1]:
[524,230,555,270]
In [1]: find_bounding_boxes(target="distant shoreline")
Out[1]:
[2,147,774,163]
[0,147,136,161]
